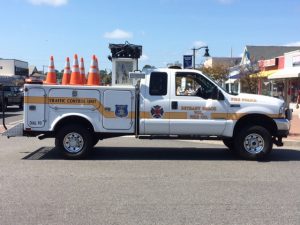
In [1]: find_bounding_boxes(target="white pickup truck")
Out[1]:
[2,68,291,160]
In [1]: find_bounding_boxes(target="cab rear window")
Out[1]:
[149,72,168,96]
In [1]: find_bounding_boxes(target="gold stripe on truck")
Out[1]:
[25,97,284,120]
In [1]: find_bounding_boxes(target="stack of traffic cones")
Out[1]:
[95,56,101,85]
[44,56,57,84]
[80,57,86,85]
[69,54,83,85]
[61,57,71,85]
[87,55,100,86]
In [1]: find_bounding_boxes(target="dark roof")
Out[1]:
[246,45,300,61]
[0,58,28,64]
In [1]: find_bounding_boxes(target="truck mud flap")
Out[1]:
[2,123,24,138]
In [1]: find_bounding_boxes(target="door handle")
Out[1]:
[171,101,178,110]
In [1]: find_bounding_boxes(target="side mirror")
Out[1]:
[212,87,224,100]
[217,90,225,100]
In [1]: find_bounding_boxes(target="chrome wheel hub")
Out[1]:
[244,133,265,154]
[63,132,84,153]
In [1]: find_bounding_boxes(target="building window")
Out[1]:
[15,66,29,76]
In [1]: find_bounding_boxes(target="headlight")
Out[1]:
[279,103,285,117]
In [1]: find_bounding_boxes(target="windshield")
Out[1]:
[198,72,238,96]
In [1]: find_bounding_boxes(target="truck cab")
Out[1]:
[137,68,290,159]
[139,69,228,136]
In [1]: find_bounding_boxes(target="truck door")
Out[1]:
[141,72,170,134]
[102,90,134,130]
[170,72,227,135]
[26,87,46,128]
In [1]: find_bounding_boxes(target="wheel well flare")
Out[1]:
[54,116,94,134]
[234,114,277,136]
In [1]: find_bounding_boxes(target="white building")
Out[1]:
[204,57,241,68]
[0,59,29,77]
[0,59,28,86]
[269,50,300,105]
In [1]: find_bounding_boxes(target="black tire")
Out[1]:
[234,126,272,160]
[92,134,100,147]
[55,124,93,159]
[223,138,235,151]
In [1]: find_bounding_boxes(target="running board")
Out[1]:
[138,135,223,140]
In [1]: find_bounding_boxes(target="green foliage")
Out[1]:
[142,64,156,73]
[239,66,259,94]
[142,65,154,69]
[198,64,229,84]
[100,69,112,85]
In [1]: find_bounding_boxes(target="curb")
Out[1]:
[283,139,300,147]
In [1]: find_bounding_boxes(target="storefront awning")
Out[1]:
[268,67,300,80]
[229,73,244,79]
[249,70,277,78]
[225,79,237,84]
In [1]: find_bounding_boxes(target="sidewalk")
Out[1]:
[287,106,300,147]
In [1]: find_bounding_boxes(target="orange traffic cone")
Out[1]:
[80,57,86,85]
[87,55,100,86]
[69,54,83,85]
[44,56,57,84]
[61,57,71,85]
[95,56,101,85]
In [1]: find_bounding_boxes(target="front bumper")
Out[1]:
[274,118,290,137]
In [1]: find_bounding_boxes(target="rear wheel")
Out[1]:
[234,126,272,160]
[55,124,92,159]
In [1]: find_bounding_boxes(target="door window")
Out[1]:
[149,72,168,96]
[175,72,218,99]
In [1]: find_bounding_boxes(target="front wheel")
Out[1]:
[223,138,235,151]
[234,126,273,160]
[55,124,93,159]
[92,134,100,147]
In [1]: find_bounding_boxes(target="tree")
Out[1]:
[142,65,156,73]
[239,66,259,94]
[198,64,229,85]
[100,69,112,85]
[142,65,154,70]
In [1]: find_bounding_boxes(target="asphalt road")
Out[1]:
[0,134,299,225]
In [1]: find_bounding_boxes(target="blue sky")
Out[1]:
[1,0,300,72]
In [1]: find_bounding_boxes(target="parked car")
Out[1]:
[0,85,24,110]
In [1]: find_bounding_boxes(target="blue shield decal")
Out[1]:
[115,105,128,118]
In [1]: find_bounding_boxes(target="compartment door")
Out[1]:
[103,90,133,130]
[26,88,46,128]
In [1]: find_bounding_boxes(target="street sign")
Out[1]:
[183,55,192,69]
